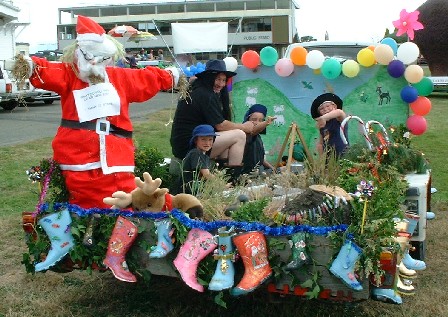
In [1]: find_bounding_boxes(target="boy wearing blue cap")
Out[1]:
[242,104,276,175]
[181,124,218,195]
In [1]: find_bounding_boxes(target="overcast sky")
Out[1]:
[14,0,427,53]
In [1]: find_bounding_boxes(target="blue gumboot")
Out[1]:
[149,218,174,258]
[35,209,75,272]
[208,227,235,291]
[371,288,403,304]
[329,240,363,291]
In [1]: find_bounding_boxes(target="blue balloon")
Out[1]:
[381,37,398,55]
[400,85,419,103]
[387,60,405,78]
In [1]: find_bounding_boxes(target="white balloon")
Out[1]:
[223,56,238,72]
[397,42,420,65]
[306,50,325,69]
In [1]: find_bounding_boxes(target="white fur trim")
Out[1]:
[59,161,134,173]
[165,67,180,86]
[77,33,104,43]
[59,162,102,171]
[78,36,117,57]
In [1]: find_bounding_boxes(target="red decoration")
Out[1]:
[241,50,260,69]
[410,96,432,116]
[406,115,427,135]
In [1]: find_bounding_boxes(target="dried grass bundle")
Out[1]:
[11,54,31,90]
[177,74,190,102]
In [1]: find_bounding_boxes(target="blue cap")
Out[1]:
[243,104,267,122]
[189,124,218,148]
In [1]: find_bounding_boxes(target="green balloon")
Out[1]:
[321,58,342,80]
[260,46,278,66]
[412,77,434,96]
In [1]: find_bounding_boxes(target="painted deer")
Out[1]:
[376,86,391,105]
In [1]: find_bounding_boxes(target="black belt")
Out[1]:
[60,119,133,139]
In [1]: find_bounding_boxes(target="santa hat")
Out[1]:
[76,15,106,43]
[76,15,117,56]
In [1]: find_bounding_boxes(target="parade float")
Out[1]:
[21,9,434,306]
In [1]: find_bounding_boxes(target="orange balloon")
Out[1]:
[290,46,308,66]
[410,96,432,116]
[241,50,260,69]
[368,45,376,51]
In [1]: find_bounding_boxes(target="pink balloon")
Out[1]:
[275,58,294,77]
[406,115,427,135]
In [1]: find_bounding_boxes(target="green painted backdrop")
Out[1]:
[231,64,409,162]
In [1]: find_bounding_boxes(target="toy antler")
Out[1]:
[136,172,163,196]
[103,191,133,209]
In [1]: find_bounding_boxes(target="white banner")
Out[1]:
[172,22,228,54]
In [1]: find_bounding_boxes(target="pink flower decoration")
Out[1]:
[393,9,424,40]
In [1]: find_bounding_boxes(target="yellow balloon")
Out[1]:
[374,44,394,65]
[342,59,360,78]
[357,48,375,67]
[404,65,424,84]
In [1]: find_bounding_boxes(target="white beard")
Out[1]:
[76,49,109,84]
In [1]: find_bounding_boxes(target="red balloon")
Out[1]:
[241,50,260,69]
[410,96,432,116]
[406,115,427,135]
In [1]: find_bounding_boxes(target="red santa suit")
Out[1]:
[29,56,173,208]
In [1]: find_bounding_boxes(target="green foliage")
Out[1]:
[39,158,69,204]
[301,272,322,299]
[230,197,270,223]
[134,145,174,188]
[21,206,116,273]
[337,158,408,280]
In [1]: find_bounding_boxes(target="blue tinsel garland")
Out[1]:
[38,202,349,237]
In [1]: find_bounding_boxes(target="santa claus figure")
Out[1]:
[26,16,179,282]
[29,16,178,208]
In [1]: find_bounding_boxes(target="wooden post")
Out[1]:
[275,122,313,172]
[275,124,293,169]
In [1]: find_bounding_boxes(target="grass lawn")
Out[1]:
[0,94,447,317]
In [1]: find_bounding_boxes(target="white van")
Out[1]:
[284,41,373,61]
[0,63,39,110]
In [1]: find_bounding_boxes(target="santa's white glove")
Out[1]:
[4,59,15,71]
[165,66,180,87]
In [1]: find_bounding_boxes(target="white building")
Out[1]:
[0,1,20,62]
[57,0,299,61]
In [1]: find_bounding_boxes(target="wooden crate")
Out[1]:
[132,219,179,277]
[267,235,370,301]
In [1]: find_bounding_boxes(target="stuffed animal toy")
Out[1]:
[103,172,204,218]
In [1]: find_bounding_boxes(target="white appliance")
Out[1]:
[404,170,431,260]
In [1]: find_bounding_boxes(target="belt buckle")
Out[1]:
[96,118,110,135]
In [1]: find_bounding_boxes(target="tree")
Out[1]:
[413,0,448,76]
[300,36,317,43]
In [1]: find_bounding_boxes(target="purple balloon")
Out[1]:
[400,85,419,103]
[387,60,405,78]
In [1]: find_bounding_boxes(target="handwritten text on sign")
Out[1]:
[73,83,120,122]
